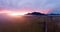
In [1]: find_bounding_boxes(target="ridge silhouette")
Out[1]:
[25,12,45,15]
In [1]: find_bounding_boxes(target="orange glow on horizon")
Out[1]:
[8,13,27,16]
[0,8,53,15]
[0,10,28,16]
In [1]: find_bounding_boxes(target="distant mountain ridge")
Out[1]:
[25,12,60,16]
[25,12,45,15]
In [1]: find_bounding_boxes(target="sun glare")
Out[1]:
[9,13,25,16]
[7,11,28,16]
[0,10,28,16]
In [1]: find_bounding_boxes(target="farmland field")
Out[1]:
[0,15,45,32]
[0,15,60,32]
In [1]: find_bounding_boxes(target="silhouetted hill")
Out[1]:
[25,12,45,15]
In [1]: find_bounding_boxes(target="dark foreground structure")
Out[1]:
[0,15,60,32]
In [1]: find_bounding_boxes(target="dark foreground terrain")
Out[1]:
[0,15,44,32]
[0,15,60,32]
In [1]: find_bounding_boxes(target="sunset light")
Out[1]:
[9,13,26,16]
[0,11,28,16]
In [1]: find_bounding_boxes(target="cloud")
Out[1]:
[0,0,60,14]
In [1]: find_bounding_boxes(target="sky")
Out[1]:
[0,0,60,14]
